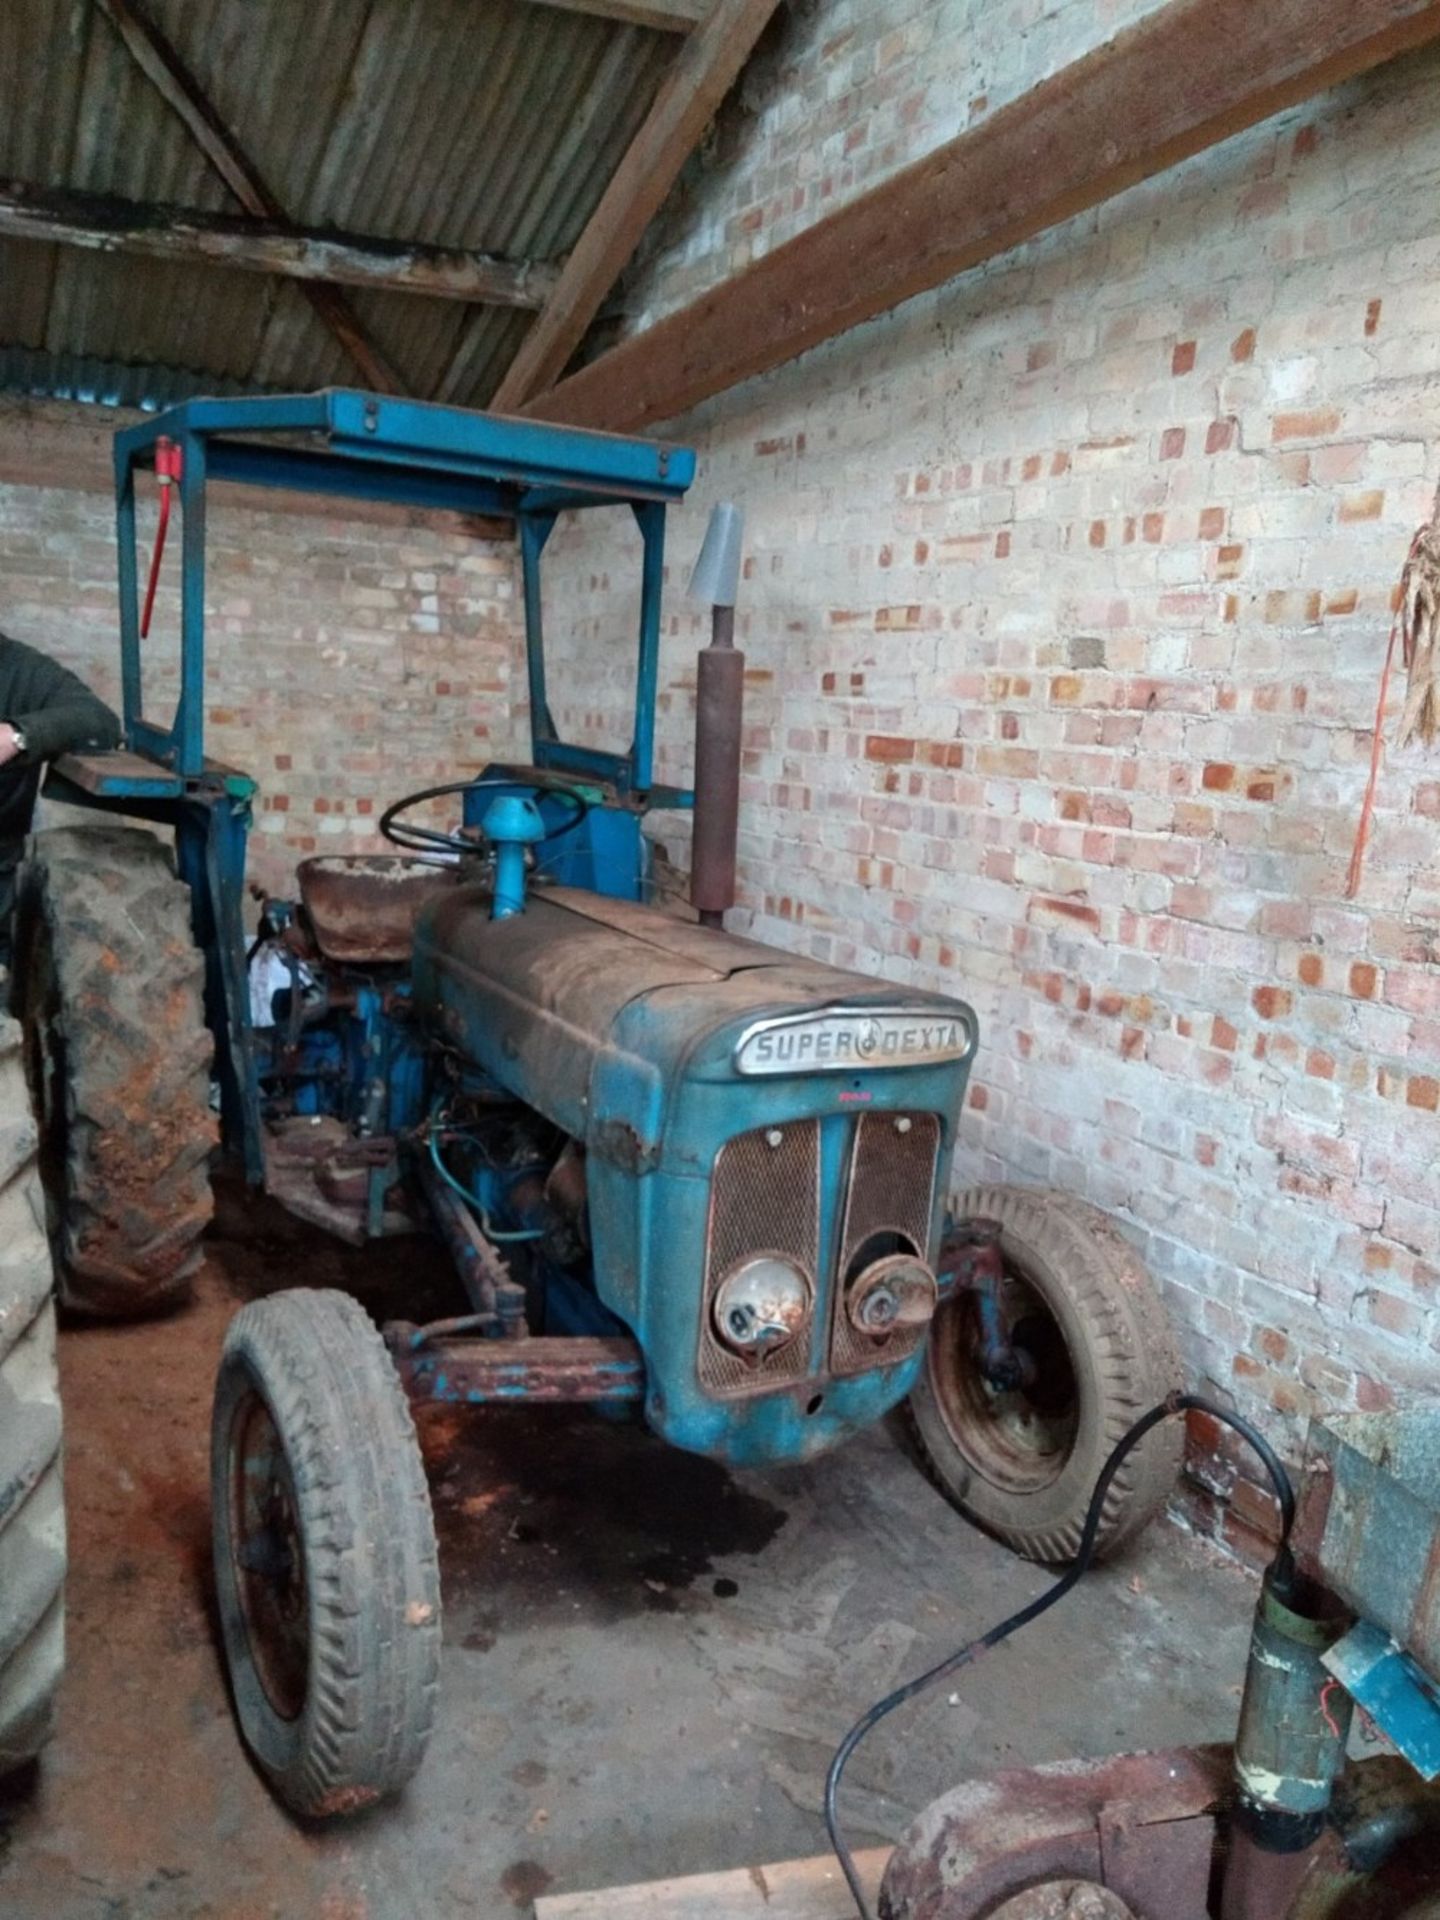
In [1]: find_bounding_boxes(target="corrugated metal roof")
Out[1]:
[0,0,680,409]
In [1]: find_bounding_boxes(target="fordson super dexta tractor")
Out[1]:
[4,392,1182,1815]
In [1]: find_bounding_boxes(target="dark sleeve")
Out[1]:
[0,636,121,762]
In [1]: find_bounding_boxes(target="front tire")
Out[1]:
[0,1012,65,1776]
[908,1186,1183,1562]
[15,824,216,1317]
[212,1288,441,1818]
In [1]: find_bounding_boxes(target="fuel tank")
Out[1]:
[412,883,979,1466]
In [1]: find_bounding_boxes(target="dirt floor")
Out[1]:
[0,1183,1259,1919]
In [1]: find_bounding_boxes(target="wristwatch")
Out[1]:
[9,725,26,754]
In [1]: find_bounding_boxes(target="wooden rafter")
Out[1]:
[491,0,780,412]
[519,0,707,33]
[90,0,405,394]
[527,0,1440,430]
[0,179,559,310]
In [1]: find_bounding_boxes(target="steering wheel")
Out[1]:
[379,776,591,858]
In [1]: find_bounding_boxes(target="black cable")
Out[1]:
[823,1392,1295,1920]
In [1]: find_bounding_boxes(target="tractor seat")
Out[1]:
[296,854,459,966]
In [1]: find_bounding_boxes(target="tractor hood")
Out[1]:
[410,884,976,1169]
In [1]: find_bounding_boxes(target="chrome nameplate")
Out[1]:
[734,1007,973,1077]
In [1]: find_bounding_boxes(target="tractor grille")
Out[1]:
[699,1120,819,1396]
[829,1112,941,1376]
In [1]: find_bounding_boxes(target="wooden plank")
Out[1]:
[519,0,708,32]
[526,0,1440,430]
[0,178,559,310]
[91,0,406,394]
[534,1847,890,1920]
[490,0,781,409]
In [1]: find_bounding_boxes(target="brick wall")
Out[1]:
[0,416,525,896]
[545,5,1440,1550]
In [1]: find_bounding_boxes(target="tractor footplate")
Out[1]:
[386,1328,645,1407]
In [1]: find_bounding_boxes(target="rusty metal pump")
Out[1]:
[851,1401,1440,1920]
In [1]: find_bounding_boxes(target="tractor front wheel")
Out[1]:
[15,824,216,1318]
[212,1288,442,1818]
[907,1186,1183,1563]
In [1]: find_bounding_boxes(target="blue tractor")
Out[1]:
[15,393,1182,1816]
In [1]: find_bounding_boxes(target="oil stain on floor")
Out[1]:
[423,1402,789,1628]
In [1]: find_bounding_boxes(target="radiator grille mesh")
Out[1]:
[829,1112,941,1376]
[699,1121,819,1396]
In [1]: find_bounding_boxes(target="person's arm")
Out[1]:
[0,638,121,767]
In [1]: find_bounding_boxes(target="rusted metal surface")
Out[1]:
[297,854,458,965]
[691,606,743,926]
[262,1116,408,1244]
[989,1887,1135,1919]
[886,1739,1440,1920]
[1220,1824,1319,1920]
[937,1217,1005,1291]
[388,1330,646,1406]
[1299,1408,1440,1682]
[879,1744,1229,1920]
[1099,1803,1215,1915]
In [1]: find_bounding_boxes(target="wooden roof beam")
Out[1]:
[0,179,559,310]
[492,0,780,411]
[517,0,708,33]
[91,0,406,394]
[526,0,1440,430]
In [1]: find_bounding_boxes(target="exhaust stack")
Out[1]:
[688,502,745,930]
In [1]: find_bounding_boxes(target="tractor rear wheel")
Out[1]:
[0,1011,65,1777]
[15,824,216,1318]
[212,1288,442,1818]
[907,1186,1183,1563]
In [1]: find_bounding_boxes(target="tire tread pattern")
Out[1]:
[18,825,216,1317]
[212,1288,441,1817]
[0,1011,65,1774]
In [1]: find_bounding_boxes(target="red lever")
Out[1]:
[140,436,183,639]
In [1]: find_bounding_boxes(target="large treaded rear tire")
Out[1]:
[907,1185,1184,1563]
[212,1288,442,1818]
[0,1011,65,1776]
[16,824,216,1318]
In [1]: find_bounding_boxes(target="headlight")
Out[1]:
[847,1253,938,1338]
[713,1255,811,1356]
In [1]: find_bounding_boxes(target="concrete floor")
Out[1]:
[0,1186,1258,1919]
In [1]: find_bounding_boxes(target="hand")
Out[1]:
[0,726,21,768]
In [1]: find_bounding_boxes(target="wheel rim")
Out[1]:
[928,1263,1080,1495]
[228,1388,309,1722]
